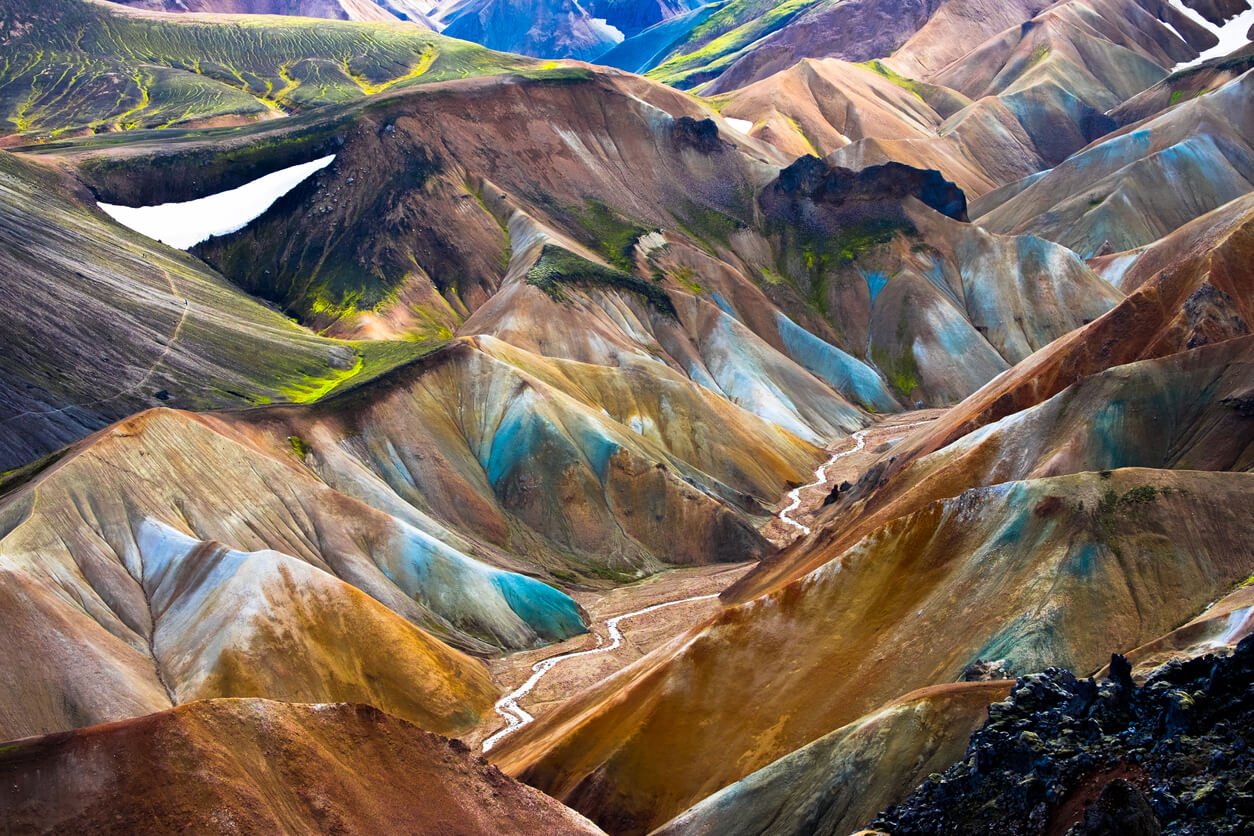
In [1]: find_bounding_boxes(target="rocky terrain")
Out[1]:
[0,0,1249,832]
[872,636,1254,835]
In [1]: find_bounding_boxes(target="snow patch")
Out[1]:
[588,16,625,44]
[724,117,754,134]
[99,154,336,250]
[1168,0,1254,70]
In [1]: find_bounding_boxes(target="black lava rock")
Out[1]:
[869,636,1254,835]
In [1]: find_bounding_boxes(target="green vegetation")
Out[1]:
[860,60,926,102]
[646,0,820,88]
[526,245,678,318]
[784,115,820,156]
[0,0,533,139]
[668,265,704,293]
[1168,87,1213,106]
[674,200,748,251]
[281,339,445,403]
[575,200,653,272]
[1118,485,1158,505]
[785,218,913,314]
[1094,484,1160,558]
[826,219,907,264]
[1099,485,1160,514]
[0,448,70,501]
[287,435,310,458]
[872,345,921,397]
[759,266,786,286]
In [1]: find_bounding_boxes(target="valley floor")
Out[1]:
[763,408,948,546]
[474,408,950,750]
[473,561,756,750]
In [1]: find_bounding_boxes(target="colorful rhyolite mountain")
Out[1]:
[0,0,1250,831]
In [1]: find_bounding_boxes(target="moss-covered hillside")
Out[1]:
[0,0,533,140]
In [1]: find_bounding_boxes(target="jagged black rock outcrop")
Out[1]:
[765,159,968,222]
[870,636,1254,835]
[670,117,726,154]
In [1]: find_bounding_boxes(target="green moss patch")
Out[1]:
[575,200,653,272]
[0,0,533,140]
[526,245,678,318]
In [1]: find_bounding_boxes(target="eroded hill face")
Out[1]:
[0,0,1251,832]
[0,699,605,835]
[0,0,535,138]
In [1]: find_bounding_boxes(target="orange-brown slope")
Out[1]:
[0,699,603,835]
[731,330,1253,605]
[492,468,1254,833]
[708,58,1044,198]
[708,58,943,160]
[654,681,1012,836]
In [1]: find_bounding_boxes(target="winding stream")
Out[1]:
[482,420,935,752]
[777,430,868,536]
[482,593,721,751]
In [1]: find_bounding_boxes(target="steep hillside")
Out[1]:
[0,699,604,834]
[643,0,943,90]
[495,467,1254,832]
[0,150,379,471]
[757,160,1121,403]
[707,58,946,160]
[656,681,1013,836]
[976,71,1254,257]
[109,0,414,20]
[0,0,532,139]
[1110,42,1254,125]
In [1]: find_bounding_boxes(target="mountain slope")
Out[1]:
[976,71,1254,257]
[0,0,532,139]
[655,681,1012,836]
[494,467,1254,833]
[0,150,376,471]
[0,699,604,834]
